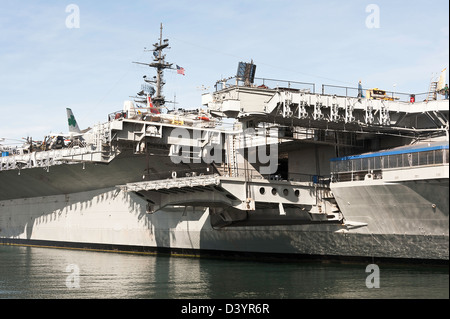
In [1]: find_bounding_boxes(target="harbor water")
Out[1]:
[0,245,448,301]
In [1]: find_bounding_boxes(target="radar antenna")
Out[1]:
[133,23,174,109]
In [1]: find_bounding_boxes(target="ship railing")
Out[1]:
[124,174,221,193]
[0,146,104,171]
[108,109,156,124]
[321,84,429,103]
[0,122,114,171]
[220,167,330,186]
[213,76,436,103]
[215,76,316,94]
[330,146,449,182]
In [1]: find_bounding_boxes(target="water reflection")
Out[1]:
[0,246,448,299]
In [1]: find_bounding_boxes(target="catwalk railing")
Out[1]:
[0,122,113,172]
[330,144,449,182]
[213,76,436,103]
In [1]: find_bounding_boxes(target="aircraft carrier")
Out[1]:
[1,25,448,264]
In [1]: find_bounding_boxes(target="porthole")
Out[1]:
[283,189,289,196]
[271,188,277,195]
[294,190,300,197]
[259,187,265,195]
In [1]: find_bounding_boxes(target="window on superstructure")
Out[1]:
[441,149,448,164]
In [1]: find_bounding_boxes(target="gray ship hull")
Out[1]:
[0,151,210,201]
[330,166,449,262]
[1,184,448,263]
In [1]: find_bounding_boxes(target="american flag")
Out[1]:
[176,65,185,75]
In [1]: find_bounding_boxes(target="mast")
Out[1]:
[152,23,172,108]
[133,23,173,109]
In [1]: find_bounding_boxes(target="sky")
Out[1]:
[0,0,448,143]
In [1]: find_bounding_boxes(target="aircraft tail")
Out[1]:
[66,108,81,133]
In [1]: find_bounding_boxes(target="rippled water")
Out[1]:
[0,245,448,299]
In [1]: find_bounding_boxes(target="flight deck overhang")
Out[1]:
[207,86,449,135]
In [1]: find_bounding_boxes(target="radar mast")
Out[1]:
[133,23,174,109]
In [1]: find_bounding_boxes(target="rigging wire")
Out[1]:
[168,35,354,86]
[74,51,148,127]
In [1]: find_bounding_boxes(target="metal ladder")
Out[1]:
[426,81,438,102]
[226,134,237,177]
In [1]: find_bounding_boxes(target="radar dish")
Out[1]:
[236,61,256,86]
